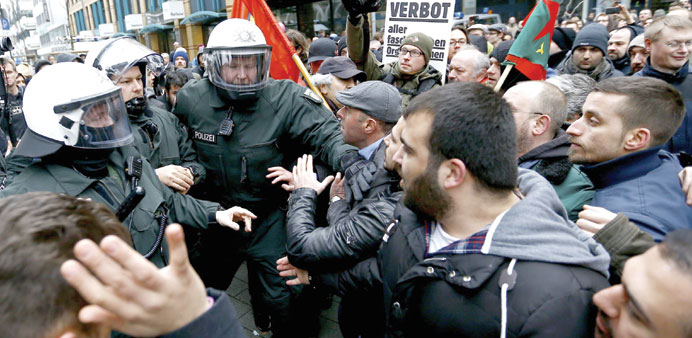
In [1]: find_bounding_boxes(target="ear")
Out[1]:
[475,68,488,82]
[645,38,652,53]
[531,115,552,137]
[623,127,651,151]
[318,84,329,96]
[441,158,467,189]
[362,118,378,135]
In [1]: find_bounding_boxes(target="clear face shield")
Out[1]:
[205,46,272,97]
[54,87,133,149]
[92,37,164,84]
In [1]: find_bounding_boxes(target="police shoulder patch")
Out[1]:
[302,88,323,104]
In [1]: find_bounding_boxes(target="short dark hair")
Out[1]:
[165,69,188,91]
[659,229,692,336]
[0,192,131,337]
[34,59,52,74]
[404,82,517,192]
[593,77,685,146]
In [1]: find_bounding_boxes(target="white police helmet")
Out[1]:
[14,63,133,158]
[205,19,272,100]
[85,36,164,85]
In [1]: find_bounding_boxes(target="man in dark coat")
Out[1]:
[281,83,611,337]
[557,24,624,81]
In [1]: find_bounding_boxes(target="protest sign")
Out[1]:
[382,0,455,83]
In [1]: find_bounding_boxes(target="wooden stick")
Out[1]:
[494,64,514,93]
[292,54,332,111]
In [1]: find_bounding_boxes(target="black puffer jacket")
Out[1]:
[318,169,610,337]
[286,142,401,270]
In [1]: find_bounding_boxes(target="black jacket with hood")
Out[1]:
[316,169,611,337]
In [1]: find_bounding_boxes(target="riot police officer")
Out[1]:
[85,37,206,194]
[173,19,356,336]
[0,63,256,268]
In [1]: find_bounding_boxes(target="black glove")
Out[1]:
[343,158,378,203]
[342,0,381,17]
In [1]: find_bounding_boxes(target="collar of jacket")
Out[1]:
[581,146,664,189]
[397,253,506,289]
[44,147,129,196]
[518,129,570,163]
[639,59,689,84]
[392,204,428,262]
[611,53,630,70]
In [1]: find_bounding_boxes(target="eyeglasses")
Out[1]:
[399,48,423,58]
[664,40,692,50]
[449,39,467,46]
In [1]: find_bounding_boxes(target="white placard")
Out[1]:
[125,14,144,31]
[162,1,185,21]
[382,0,455,84]
[99,23,114,36]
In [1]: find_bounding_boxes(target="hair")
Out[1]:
[659,229,692,337]
[312,72,333,86]
[373,31,384,42]
[0,57,16,71]
[451,24,470,41]
[404,82,517,192]
[286,29,309,62]
[34,59,51,74]
[593,76,685,146]
[455,45,490,77]
[165,69,188,91]
[527,81,568,134]
[546,74,596,122]
[0,192,131,338]
[645,15,692,42]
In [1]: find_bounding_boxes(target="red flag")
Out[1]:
[231,0,302,83]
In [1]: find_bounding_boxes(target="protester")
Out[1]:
[191,47,205,77]
[173,19,356,336]
[280,81,403,338]
[448,25,469,63]
[447,45,490,83]
[627,34,648,74]
[345,7,442,110]
[172,47,189,69]
[607,28,635,73]
[313,56,366,113]
[286,29,310,64]
[281,83,610,337]
[487,23,508,47]
[546,73,597,122]
[0,192,246,338]
[504,81,594,221]
[556,23,624,81]
[567,76,692,241]
[0,57,26,147]
[156,69,188,112]
[308,37,337,74]
[633,16,692,155]
[639,8,653,22]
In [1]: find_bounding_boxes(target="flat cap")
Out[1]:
[318,56,366,83]
[336,81,401,123]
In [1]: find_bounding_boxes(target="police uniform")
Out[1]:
[0,144,220,268]
[174,77,355,335]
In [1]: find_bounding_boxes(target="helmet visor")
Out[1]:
[60,88,133,149]
[206,46,272,93]
[94,37,165,82]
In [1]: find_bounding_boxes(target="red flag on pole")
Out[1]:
[231,0,302,83]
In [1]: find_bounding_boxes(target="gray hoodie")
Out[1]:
[480,168,610,277]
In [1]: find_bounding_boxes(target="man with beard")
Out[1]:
[627,34,648,74]
[277,81,402,337]
[633,16,692,154]
[504,81,593,221]
[607,28,636,74]
[281,82,610,337]
[557,24,624,81]
[567,76,692,242]
[592,229,692,338]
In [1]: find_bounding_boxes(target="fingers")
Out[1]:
[165,224,192,276]
[317,175,335,194]
[281,183,295,192]
[78,305,123,327]
[60,258,130,313]
[279,268,298,277]
[243,216,252,232]
[286,277,304,286]
[680,168,692,205]
[171,170,194,188]
[334,172,343,184]
[576,218,601,234]
[276,256,289,266]
[98,235,161,289]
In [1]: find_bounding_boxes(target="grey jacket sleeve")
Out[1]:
[286,187,395,271]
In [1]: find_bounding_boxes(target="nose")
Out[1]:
[593,285,625,319]
[336,107,345,120]
[566,117,584,137]
[583,50,591,59]
[393,145,404,165]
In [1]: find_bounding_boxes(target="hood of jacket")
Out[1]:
[518,128,570,162]
[480,168,610,277]
[556,51,621,81]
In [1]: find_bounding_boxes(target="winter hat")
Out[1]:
[337,36,348,55]
[172,48,189,66]
[401,32,434,65]
[552,27,576,51]
[572,23,609,55]
[628,33,646,51]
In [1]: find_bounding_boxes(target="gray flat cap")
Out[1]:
[335,81,401,123]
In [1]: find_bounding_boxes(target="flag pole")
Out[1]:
[493,64,513,93]
[292,54,332,111]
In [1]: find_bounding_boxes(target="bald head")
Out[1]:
[505,81,568,135]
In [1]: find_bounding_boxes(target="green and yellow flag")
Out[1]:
[504,0,561,80]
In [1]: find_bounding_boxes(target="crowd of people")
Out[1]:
[0,0,691,337]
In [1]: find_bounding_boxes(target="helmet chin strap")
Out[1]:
[125,96,147,118]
